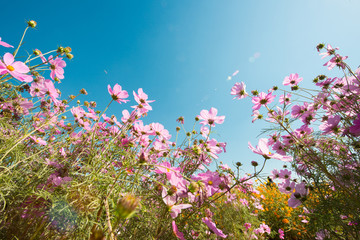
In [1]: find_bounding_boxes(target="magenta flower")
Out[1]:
[278,229,285,239]
[198,107,225,127]
[244,222,252,230]
[231,82,248,99]
[172,221,186,240]
[283,73,303,86]
[0,53,33,82]
[202,217,227,238]
[349,113,360,136]
[0,37,14,48]
[251,92,276,110]
[48,56,66,80]
[319,115,341,135]
[29,136,47,146]
[108,84,129,104]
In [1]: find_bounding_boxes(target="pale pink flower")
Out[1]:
[162,187,191,219]
[198,107,225,127]
[202,217,227,238]
[108,84,129,104]
[283,73,303,86]
[0,53,33,82]
[231,82,248,99]
[132,88,154,114]
[319,44,338,59]
[248,138,292,162]
[0,37,14,48]
[48,56,66,80]
[251,92,276,110]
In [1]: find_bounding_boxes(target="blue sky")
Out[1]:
[2,0,360,175]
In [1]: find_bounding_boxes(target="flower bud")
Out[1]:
[66,53,74,59]
[251,90,259,96]
[251,161,258,167]
[33,49,41,56]
[27,20,37,28]
[116,194,139,219]
[80,88,88,95]
[236,162,242,167]
[57,46,65,54]
[188,181,199,193]
[65,47,72,53]
[316,43,325,52]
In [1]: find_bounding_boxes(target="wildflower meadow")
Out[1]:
[1,19,360,240]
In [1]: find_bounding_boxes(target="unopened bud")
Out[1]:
[27,20,37,28]
[84,101,90,107]
[116,194,139,219]
[65,47,72,53]
[66,53,74,59]
[251,161,258,167]
[80,88,88,95]
[57,47,64,53]
[33,49,41,56]
[188,181,199,193]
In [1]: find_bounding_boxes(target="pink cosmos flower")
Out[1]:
[288,182,308,208]
[319,44,338,58]
[349,113,360,136]
[29,136,47,146]
[202,217,227,238]
[172,221,186,240]
[150,122,171,140]
[251,92,276,110]
[278,179,296,194]
[30,78,47,98]
[251,110,263,123]
[108,84,129,104]
[0,37,14,48]
[278,169,292,180]
[248,138,292,162]
[162,187,192,219]
[198,107,225,127]
[319,115,341,135]
[231,82,248,99]
[0,53,33,82]
[132,88,154,115]
[244,222,252,230]
[283,73,303,86]
[48,56,66,80]
[278,229,285,239]
[279,93,291,105]
[323,54,348,70]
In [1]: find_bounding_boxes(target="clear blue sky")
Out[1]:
[2,0,360,175]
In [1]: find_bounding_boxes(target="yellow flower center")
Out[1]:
[208,180,213,185]
[6,65,15,71]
